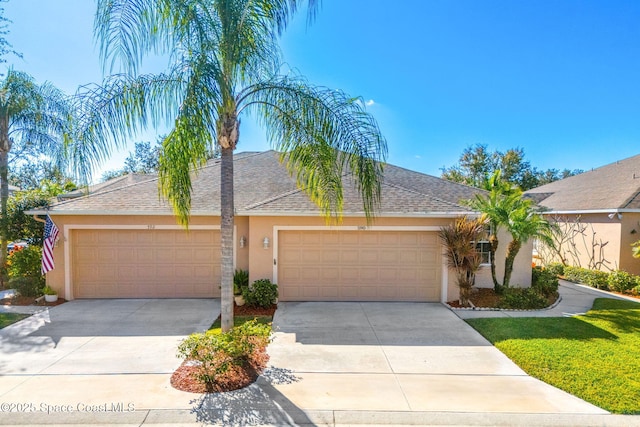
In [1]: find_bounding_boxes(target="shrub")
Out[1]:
[545,262,565,278]
[177,319,271,391]
[532,266,559,297]
[243,279,278,308]
[7,246,45,297]
[563,266,609,290]
[8,276,44,298]
[498,287,549,310]
[607,270,636,293]
[233,269,249,295]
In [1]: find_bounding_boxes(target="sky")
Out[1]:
[4,0,640,182]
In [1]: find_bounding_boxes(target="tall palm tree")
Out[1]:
[0,69,72,286]
[76,0,387,331]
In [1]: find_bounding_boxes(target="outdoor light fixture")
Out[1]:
[608,212,623,220]
[239,236,246,248]
[263,237,270,249]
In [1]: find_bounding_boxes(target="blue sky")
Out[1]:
[4,0,640,180]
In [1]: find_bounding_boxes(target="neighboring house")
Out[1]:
[31,151,532,302]
[525,154,640,275]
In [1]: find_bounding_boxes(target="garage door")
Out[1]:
[278,230,441,302]
[72,229,220,298]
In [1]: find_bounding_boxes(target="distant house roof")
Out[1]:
[525,154,640,212]
[37,151,483,217]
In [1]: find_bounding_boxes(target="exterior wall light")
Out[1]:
[239,236,246,248]
[263,237,270,249]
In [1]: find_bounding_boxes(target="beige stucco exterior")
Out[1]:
[46,213,533,303]
[540,212,640,275]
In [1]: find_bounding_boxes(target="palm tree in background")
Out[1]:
[74,0,387,331]
[0,69,72,286]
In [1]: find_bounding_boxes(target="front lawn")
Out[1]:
[467,298,640,414]
[0,313,29,329]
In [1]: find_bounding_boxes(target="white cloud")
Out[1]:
[365,99,375,106]
[414,155,422,159]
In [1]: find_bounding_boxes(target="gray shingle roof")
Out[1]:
[525,154,640,211]
[45,151,483,217]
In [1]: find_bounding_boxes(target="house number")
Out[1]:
[147,225,155,230]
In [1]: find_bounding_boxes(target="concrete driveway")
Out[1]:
[266,302,608,415]
[0,299,219,412]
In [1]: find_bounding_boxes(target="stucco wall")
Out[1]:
[619,212,640,275]
[541,213,622,273]
[472,228,533,289]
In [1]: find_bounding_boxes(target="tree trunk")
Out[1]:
[220,146,234,332]
[0,115,10,289]
[489,232,501,292]
[503,239,522,288]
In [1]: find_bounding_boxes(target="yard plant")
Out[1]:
[467,298,640,414]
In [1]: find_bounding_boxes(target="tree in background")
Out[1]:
[0,0,21,75]
[73,0,387,332]
[442,144,582,190]
[0,69,73,286]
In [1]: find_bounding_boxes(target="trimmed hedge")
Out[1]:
[563,266,609,290]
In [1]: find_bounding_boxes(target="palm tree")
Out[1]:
[501,200,552,288]
[469,170,552,289]
[75,0,387,331]
[439,216,486,307]
[467,170,520,292]
[0,69,72,286]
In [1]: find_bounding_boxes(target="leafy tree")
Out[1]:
[73,0,387,331]
[0,69,73,286]
[442,144,582,190]
[0,0,21,74]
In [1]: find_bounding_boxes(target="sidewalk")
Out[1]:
[453,280,637,319]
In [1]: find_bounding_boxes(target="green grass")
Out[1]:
[0,313,29,329]
[467,298,640,414]
[207,315,273,335]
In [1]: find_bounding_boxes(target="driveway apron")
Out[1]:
[267,302,608,414]
[0,299,219,411]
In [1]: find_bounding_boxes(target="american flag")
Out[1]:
[41,215,60,275]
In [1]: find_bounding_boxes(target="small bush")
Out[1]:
[8,276,44,298]
[532,266,559,297]
[7,246,43,279]
[233,269,249,295]
[563,266,609,290]
[243,279,278,308]
[545,262,565,277]
[607,270,636,293]
[177,319,271,390]
[498,287,549,310]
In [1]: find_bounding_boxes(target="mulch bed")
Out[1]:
[447,288,502,308]
[171,302,276,394]
[0,295,67,307]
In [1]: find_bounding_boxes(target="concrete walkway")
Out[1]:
[0,287,639,426]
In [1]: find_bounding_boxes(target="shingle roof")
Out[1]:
[525,154,640,211]
[44,151,483,217]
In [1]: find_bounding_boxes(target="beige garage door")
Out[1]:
[278,230,441,302]
[72,229,220,298]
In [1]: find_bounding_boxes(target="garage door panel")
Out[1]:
[278,230,441,302]
[73,229,220,298]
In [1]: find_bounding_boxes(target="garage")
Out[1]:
[277,230,442,302]
[72,229,220,298]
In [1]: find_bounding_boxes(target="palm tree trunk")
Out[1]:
[489,232,500,292]
[0,115,10,289]
[220,146,234,332]
[503,239,522,288]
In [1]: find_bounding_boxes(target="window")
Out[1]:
[475,241,491,264]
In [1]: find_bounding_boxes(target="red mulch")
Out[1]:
[171,302,275,394]
[0,295,67,307]
[447,288,502,308]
